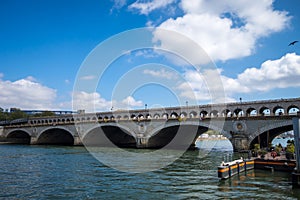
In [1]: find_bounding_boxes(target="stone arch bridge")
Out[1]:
[1,97,299,151]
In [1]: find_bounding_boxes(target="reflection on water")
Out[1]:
[0,140,299,199]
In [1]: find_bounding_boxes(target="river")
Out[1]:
[0,140,299,199]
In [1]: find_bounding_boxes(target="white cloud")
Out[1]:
[143,68,178,80]
[25,76,37,82]
[236,53,300,92]
[79,75,97,81]
[134,49,158,58]
[175,53,300,102]
[121,96,143,107]
[152,0,290,63]
[194,53,300,98]
[112,0,127,9]
[129,0,176,15]
[0,77,57,110]
[72,91,143,112]
[72,91,112,112]
[176,69,229,103]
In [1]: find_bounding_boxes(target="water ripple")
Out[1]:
[0,143,299,199]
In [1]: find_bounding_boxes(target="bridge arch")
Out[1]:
[148,121,231,149]
[200,110,208,118]
[82,124,136,148]
[170,112,178,119]
[287,105,299,115]
[210,110,219,117]
[37,127,74,145]
[233,108,243,117]
[189,111,197,118]
[145,114,151,119]
[130,114,136,119]
[138,114,144,119]
[273,105,284,116]
[6,129,31,144]
[179,112,187,118]
[221,109,230,117]
[248,121,293,149]
[246,107,257,116]
[259,106,270,116]
[154,113,161,119]
[103,116,109,120]
[98,116,103,121]
[162,113,168,119]
[148,121,207,149]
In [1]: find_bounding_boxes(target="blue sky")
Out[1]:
[0,0,300,112]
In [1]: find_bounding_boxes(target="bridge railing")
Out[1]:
[2,113,296,129]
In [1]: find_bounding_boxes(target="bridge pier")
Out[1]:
[136,135,149,148]
[30,136,38,145]
[74,136,83,146]
[292,115,300,187]
[231,134,250,152]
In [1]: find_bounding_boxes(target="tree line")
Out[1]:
[0,108,55,121]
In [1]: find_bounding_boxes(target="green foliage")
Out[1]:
[8,109,28,120]
[0,108,28,121]
[0,108,57,123]
[259,149,267,156]
[286,143,295,154]
[178,117,186,122]
[205,130,220,135]
[254,143,260,151]
[275,145,282,155]
[0,111,9,121]
[251,144,261,157]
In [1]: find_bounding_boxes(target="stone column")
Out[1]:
[136,134,149,148]
[231,135,250,152]
[73,136,83,146]
[292,114,300,187]
[30,136,38,145]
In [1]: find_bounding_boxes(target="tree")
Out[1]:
[286,142,295,160]
[0,110,8,121]
[8,109,28,120]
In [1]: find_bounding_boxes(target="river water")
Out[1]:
[0,140,299,199]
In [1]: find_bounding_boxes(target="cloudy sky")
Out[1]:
[0,0,299,112]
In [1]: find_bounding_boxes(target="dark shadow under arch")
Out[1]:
[83,125,136,148]
[37,128,74,145]
[249,124,293,149]
[7,130,31,144]
[148,125,208,150]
